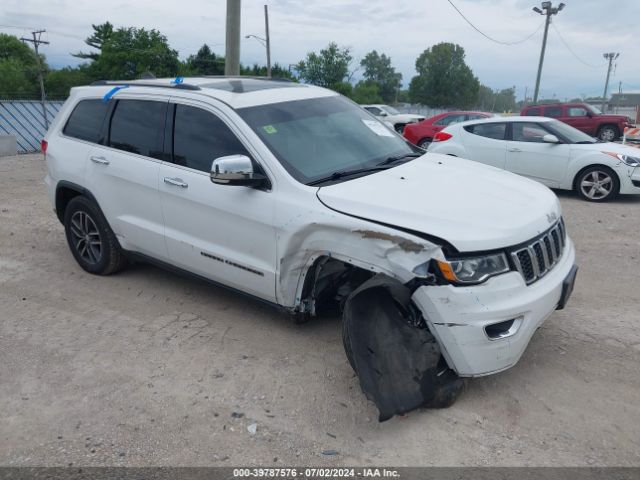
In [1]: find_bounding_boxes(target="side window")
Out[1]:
[365,107,382,116]
[435,114,467,126]
[109,100,166,158]
[512,122,550,143]
[464,123,507,140]
[568,107,588,117]
[63,99,109,143]
[526,107,541,116]
[172,104,249,173]
[544,106,562,118]
[467,114,486,121]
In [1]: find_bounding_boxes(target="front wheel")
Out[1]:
[64,196,126,274]
[575,166,619,202]
[597,125,618,142]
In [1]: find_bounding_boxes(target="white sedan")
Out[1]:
[428,116,640,201]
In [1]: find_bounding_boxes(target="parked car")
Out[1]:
[520,102,632,142]
[428,116,640,202]
[403,111,492,148]
[361,104,425,133]
[44,78,577,420]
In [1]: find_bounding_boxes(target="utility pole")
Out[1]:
[532,2,565,104]
[21,30,50,128]
[225,0,241,76]
[601,52,619,112]
[264,5,271,78]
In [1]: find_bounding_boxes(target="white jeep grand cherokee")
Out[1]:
[43,77,578,421]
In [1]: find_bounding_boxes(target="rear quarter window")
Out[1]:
[464,123,507,140]
[63,99,109,143]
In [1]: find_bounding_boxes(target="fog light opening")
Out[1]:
[485,316,524,340]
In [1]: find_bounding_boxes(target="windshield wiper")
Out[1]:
[575,140,597,144]
[307,166,390,186]
[377,152,422,167]
[308,153,423,186]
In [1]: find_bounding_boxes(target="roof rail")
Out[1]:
[89,80,201,91]
[200,75,294,83]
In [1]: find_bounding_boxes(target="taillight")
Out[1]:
[41,139,48,154]
[433,132,452,142]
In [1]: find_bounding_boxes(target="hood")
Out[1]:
[571,141,640,156]
[598,114,629,122]
[317,154,561,252]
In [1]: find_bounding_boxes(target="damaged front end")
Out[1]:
[342,274,464,422]
[277,216,465,421]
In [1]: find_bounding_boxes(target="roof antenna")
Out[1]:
[140,72,156,79]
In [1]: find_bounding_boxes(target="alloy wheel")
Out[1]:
[580,170,613,200]
[69,211,102,265]
[599,127,616,142]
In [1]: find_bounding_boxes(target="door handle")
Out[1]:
[508,148,522,153]
[90,155,110,165]
[164,177,188,188]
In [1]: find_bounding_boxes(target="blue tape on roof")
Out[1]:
[102,85,129,103]
[172,76,184,85]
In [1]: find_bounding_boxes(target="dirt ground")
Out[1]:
[1,154,639,467]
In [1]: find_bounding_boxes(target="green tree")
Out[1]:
[73,22,114,61]
[351,81,383,104]
[476,84,495,111]
[493,87,516,112]
[239,62,295,80]
[0,33,41,98]
[45,66,92,98]
[295,42,352,89]
[78,23,180,80]
[409,42,479,108]
[360,50,401,103]
[183,44,225,76]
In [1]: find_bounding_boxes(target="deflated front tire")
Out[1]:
[342,274,465,421]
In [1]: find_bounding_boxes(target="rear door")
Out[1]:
[84,96,168,260]
[505,121,570,187]
[158,99,277,301]
[461,122,508,168]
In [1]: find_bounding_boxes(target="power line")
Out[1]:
[446,0,544,46]
[550,22,605,68]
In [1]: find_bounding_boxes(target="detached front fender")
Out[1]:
[275,210,442,310]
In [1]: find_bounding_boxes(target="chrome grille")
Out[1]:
[511,221,566,284]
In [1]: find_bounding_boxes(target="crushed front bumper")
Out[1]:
[412,238,576,377]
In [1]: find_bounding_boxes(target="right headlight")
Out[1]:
[603,152,640,167]
[435,253,510,285]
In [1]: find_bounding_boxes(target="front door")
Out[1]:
[563,106,593,135]
[159,100,277,302]
[505,122,570,187]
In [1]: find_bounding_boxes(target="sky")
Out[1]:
[2,0,639,100]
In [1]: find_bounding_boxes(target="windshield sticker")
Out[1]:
[362,119,395,137]
[262,125,277,134]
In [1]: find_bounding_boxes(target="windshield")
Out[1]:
[589,104,602,115]
[381,105,400,115]
[546,119,598,144]
[238,96,419,185]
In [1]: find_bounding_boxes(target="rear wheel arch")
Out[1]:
[55,181,94,223]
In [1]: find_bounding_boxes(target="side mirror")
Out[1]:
[378,111,388,117]
[542,134,560,144]
[210,154,268,187]
[586,111,593,117]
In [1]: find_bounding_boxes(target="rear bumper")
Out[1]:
[412,238,576,377]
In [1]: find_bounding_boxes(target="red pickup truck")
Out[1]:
[520,102,632,142]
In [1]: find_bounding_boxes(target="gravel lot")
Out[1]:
[1,154,639,467]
